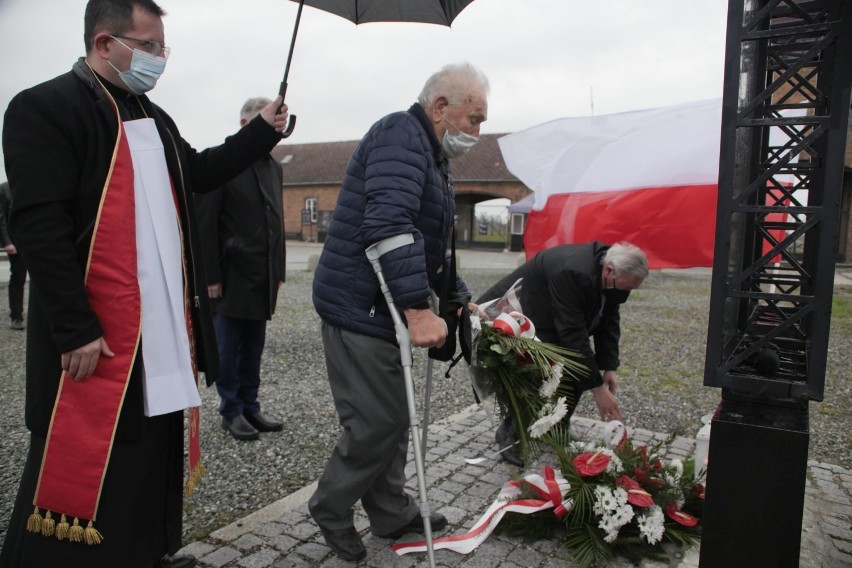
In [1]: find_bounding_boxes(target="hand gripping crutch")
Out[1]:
[365,234,437,568]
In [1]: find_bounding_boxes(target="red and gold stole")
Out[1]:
[26,81,204,545]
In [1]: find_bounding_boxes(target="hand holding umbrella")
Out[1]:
[259,96,290,133]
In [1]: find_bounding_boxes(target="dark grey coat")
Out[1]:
[195,154,285,320]
[477,242,622,391]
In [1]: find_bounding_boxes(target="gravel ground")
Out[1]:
[0,267,849,547]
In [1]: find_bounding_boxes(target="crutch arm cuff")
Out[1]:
[365,233,415,261]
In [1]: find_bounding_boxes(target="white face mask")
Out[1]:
[108,36,167,95]
[441,116,479,159]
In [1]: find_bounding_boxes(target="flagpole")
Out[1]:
[590,86,595,116]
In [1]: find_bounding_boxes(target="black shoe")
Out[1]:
[373,512,448,539]
[9,318,24,330]
[500,446,525,467]
[317,526,366,561]
[495,416,524,467]
[222,415,259,440]
[157,554,197,568]
[244,410,283,432]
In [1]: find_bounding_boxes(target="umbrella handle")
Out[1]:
[277,81,297,138]
[280,114,297,138]
[276,0,303,139]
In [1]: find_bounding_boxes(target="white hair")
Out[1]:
[240,97,272,121]
[604,242,649,279]
[416,62,490,108]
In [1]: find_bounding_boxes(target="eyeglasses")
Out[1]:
[110,34,169,57]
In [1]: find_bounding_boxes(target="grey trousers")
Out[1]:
[308,322,418,534]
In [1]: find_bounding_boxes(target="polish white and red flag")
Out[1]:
[498,99,723,269]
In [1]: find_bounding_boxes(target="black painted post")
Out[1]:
[700,394,809,567]
[700,0,852,566]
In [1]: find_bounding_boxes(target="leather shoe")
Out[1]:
[317,526,366,561]
[373,512,448,539]
[244,410,283,432]
[222,415,259,441]
[499,446,525,467]
[495,417,524,467]
[157,553,197,568]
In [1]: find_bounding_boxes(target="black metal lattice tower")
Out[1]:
[700,1,851,566]
[705,0,852,399]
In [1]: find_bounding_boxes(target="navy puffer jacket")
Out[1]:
[313,103,467,343]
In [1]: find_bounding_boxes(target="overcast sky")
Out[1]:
[0,0,729,184]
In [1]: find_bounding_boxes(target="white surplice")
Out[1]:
[124,118,201,416]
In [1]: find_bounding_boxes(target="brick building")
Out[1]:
[270,133,530,248]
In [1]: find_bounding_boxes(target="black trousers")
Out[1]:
[0,412,184,568]
[6,251,25,320]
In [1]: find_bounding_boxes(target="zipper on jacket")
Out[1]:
[369,305,376,318]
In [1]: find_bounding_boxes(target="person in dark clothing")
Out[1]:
[0,1,290,567]
[195,96,286,441]
[0,181,27,330]
[309,62,488,562]
[478,241,648,466]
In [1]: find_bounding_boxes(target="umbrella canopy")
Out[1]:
[277,0,477,137]
[289,0,477,25]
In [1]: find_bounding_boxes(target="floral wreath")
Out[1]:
[465,278,704,566]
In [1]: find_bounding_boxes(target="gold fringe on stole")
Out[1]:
[183,461,205,497]
[84,521,103,545]
[55,514,70,541]
[26,506,43,533]
[68,518,85,543]
[40,511,55,537]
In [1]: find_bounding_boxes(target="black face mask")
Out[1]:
[603,287,631,304]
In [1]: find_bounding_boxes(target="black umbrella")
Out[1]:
[277,0,477,137]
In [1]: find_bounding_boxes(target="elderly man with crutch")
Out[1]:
[309,62,489,563]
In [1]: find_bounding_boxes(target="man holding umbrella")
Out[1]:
[310,62,488,561]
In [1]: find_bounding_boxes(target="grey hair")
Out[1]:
[240,97,272,121]
[604,242,649,279]
[416,62,490,108]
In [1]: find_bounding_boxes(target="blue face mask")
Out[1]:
[442,116,479,159]
[108,36,167,95]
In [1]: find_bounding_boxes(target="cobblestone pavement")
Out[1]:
[180,405,852,568]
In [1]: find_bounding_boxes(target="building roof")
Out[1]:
[271,133,518,185]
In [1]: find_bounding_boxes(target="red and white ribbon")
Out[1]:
[491,311,536,339]
[392,466,571,556]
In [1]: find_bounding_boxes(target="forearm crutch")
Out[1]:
[365,234,437,568]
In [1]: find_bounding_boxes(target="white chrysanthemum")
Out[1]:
[595,487,634,543]
[614,503,634,526]
[598,517,620,543]
[668,458,684,485]
[601,448,624,475]
[663,460,683,488]
[539,363,562,397]
[593,486,615,515]
[636,505,666,544]
[528,397,569,438]
[613,487,629,508]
